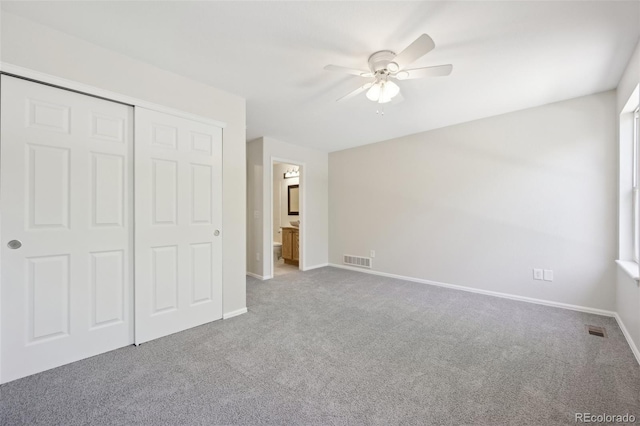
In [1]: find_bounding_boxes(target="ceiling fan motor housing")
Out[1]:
[368,50,397,74]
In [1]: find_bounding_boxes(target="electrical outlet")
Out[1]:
[370,250,376,258]
[543,269,554,281]
[533,269,543,280]
[253,210,260,219]
[256,252,261,261]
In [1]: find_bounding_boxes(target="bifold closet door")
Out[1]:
[134,108,223,345]
[0,75,134,383]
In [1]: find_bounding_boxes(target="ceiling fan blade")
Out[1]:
[392,34,436,70]
[336,82,374,102]
[324,64,373,77]
[397,64,453,80]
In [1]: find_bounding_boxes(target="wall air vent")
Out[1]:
[343,255,372,269]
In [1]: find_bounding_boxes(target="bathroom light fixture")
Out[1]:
[366,80,400,104]
[284,168,299,179]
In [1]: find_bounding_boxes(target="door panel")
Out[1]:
[151,245,179,314]
[282,229,292,259]
[91,153,125,227]
[27,255,70,342]
[191,164,213,224]
[191,242,213,305]
[28,145,71,229]
[135,108,222,344]
[293,232,300,261]
[0,75,134,383]
[152,159,179,225]
[90,250,125,328]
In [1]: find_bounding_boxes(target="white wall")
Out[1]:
[617,39,640,115]
[615,38,640,360]
[617,270,640,357]
[246,137,328,278]
[330,91,617,311]
[1,12,247,315]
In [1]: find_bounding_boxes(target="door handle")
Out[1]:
[7,240,22,249]
[214,230,220,237]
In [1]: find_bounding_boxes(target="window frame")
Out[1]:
[633,107,640,262]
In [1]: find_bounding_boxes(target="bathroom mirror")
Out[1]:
[288,184,299,215]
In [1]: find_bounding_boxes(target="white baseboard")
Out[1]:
[328,263,616,318]
[302,263,329,272]
[223,307,248,319]
[614,313,640,365]
[246,272,267,280]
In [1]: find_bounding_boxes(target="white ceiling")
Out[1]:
[3,1,639,152]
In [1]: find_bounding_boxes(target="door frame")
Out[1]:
[269,157,306,279]
[0,63,228,383]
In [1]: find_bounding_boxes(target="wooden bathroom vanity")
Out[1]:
[281,226,299,266]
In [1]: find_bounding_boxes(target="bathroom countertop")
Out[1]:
[281,226,299,230]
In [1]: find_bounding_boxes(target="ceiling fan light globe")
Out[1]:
[366,84,381,101]
[385,81,400,98]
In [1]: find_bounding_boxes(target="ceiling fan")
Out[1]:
[324,34,452,104]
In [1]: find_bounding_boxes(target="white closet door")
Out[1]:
[0,76,134,383]
[134,107,222,344]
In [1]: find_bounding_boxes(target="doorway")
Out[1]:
[271,159,303,278]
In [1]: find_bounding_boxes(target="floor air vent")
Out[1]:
[586,325,607,338]
[343,255,372,269]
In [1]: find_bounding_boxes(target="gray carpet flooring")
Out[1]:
[1,266,639,425]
